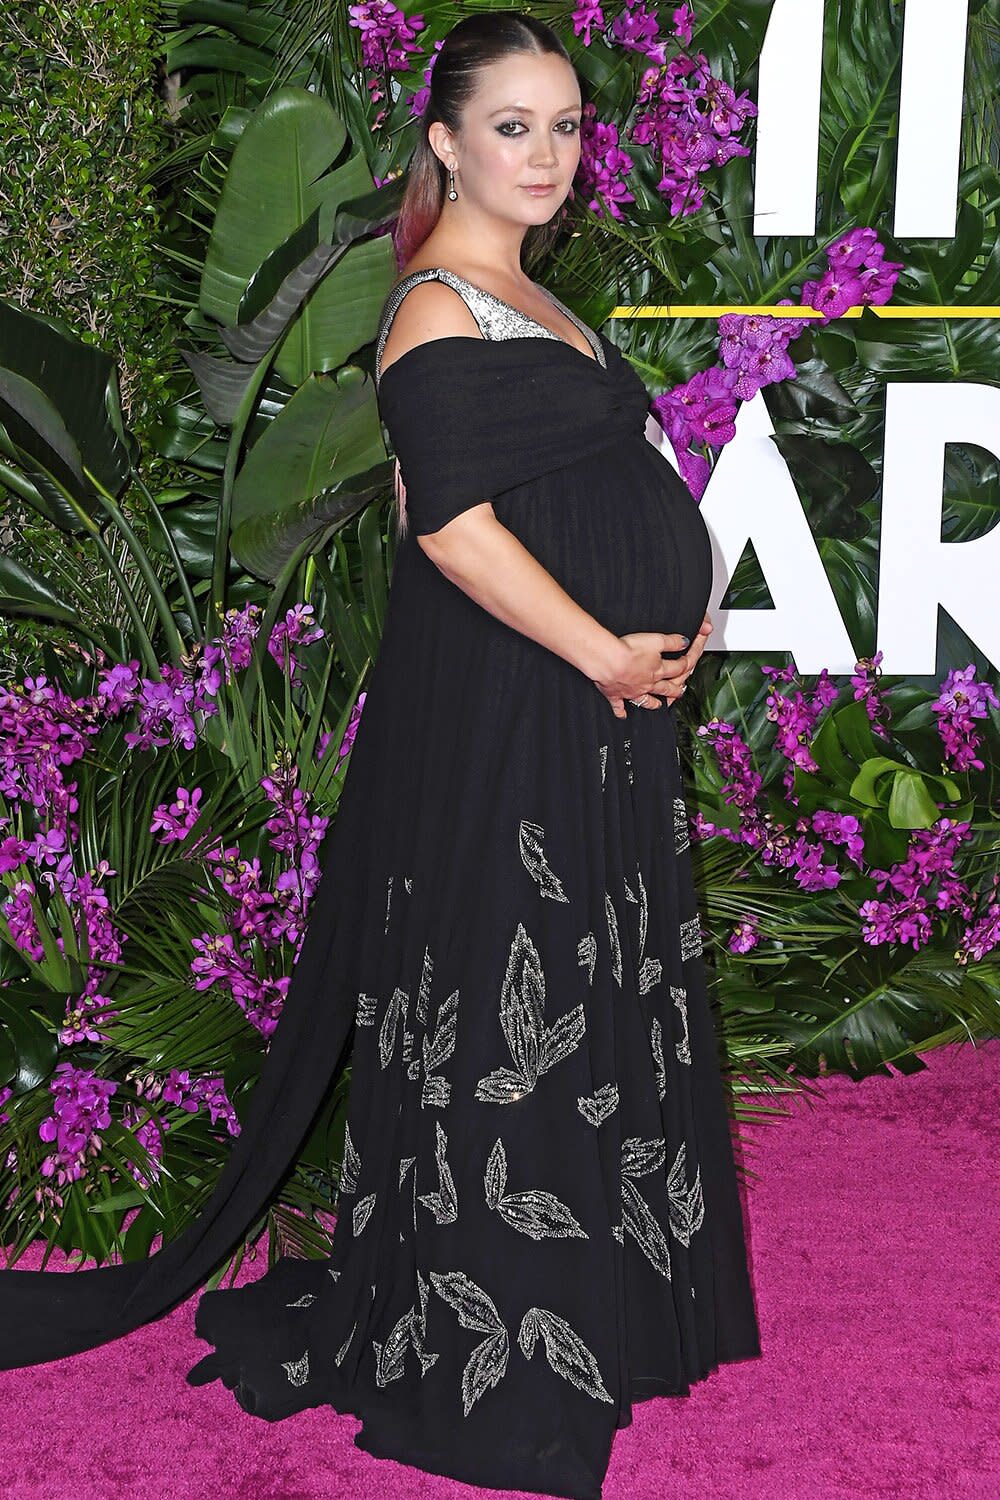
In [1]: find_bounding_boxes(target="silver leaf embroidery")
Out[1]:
[624,877,637,903]
[356,992,377,1027]
[474,923,586,1103]
[640,957,662,994]
[421,1075,451,1108]
[621,1136,666,1179]
[422,986,459,1109]
[577,932,597,984]
[598,744,607,788]
[518,820,570,902]
[611,1223,623,1243]
[484,1137,588,1240]
[415,947,433,1026]
[334,1318,356,1366]
[384,872,393,935]
[398,1154,415,1186]
[577,1082,619,1126]
[541,1002,587,1073]
[483,1136,506,1209]
[340,1121,360,1195]
[672,984,692,1064]
[459,1328,510,1416]
[416,1119,458,1224]
[637,868,648,959]
[281,1351,309,1386]
[622,1177,672,1278]
[667,1141,705,1246]
[673,796,690,854]
[635,868,661,993]
[412,1148,418,1232]
[650,1018,666,1101]
[430,1270,505,1334]
[621,1136,672,1277]
[623,736,633,786]
[373,1307,416,1387]
[404,875,413,893]
[605,894,622,987]
[680,914,703,961]
[431,1270,512,1417]
[379,986,408,1069]
[518,1307,614,1404]
[285,1292,317,1308]
[371,1279,441,1387]
[412,1270,439,1376]
[353,1191,376,1236]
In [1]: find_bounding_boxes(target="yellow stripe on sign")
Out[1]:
[609,305,1000,319]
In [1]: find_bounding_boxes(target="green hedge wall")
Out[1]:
[0,2,172,431]
[0,2,174,668]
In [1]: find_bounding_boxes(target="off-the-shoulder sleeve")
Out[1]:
[374,337,631,536]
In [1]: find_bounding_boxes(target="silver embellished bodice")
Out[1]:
[375,267,607,387]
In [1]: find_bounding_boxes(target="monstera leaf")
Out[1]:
[769,434,875,540]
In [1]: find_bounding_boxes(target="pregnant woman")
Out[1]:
[0,12,761,1498]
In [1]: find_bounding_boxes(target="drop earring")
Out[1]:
[447,166,458,201]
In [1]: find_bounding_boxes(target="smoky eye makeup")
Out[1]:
[496,119,580,137]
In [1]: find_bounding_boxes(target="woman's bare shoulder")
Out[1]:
[379,277,484,378]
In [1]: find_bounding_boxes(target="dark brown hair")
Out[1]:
[387,13,582,536]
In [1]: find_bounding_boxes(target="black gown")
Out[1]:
[0,269,761,1500]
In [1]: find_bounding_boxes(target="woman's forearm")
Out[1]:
[417,504,628,682]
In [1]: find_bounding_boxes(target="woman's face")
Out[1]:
[434,51,583,226]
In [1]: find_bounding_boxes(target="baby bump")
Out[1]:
[493,440,713,642]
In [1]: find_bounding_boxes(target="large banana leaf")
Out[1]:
[199,86,398,386]
[200,87,347,322]
[229,365,389,576]
[230,460,392,581]
[247,156,398,385]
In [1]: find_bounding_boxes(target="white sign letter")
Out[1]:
[878,382,1000,675]
[753,0,969,241]
[752,0,824,238]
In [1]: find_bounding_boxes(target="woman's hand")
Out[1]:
[591,613,714,720]
[670,611,713,692]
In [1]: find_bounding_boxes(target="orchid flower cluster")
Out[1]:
[0,602,359,1199]
[930,665,999,773]
[655,227,905,498]
[690,654,999,965]
[118,1069,243,1194]
[572,3,756,221]
[182,752,331,1040]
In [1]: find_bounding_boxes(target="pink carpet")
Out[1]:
[2,1039,997,1500]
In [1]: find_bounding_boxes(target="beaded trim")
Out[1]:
[375,268,606,385]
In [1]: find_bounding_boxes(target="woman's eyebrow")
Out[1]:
[487,103,583,116]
